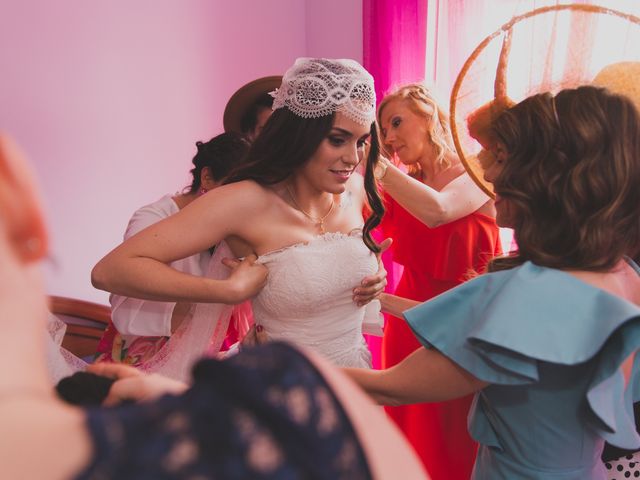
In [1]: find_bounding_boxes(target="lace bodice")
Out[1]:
[254,231,378,368]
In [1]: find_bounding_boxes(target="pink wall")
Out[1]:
[0,0,362,303]
[306,0,363,61]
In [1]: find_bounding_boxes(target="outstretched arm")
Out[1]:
[378,292,420,318]
[92,182,268,304]
[344,347,488,405]
[378,160,490,228]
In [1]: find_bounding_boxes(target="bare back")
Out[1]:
[566,260,640,307]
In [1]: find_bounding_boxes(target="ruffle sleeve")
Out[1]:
[404,261,640,449]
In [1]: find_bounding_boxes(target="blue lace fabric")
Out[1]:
[75,342,372,479]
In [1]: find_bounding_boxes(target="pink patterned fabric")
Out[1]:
[136,241,245,381]
[51,242,252,384]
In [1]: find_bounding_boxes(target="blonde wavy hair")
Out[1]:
[377,83,455,177]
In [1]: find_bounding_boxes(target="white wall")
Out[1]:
[0,0,362,304]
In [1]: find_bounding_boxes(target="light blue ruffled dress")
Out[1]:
[404,260,640,479]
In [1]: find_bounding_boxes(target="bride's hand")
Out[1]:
[221,254,268,303]
[353,238,392,306]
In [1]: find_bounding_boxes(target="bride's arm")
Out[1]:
[91,181,268,304]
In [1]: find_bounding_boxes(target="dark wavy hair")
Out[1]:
[187,132,250,193]
[488,86,640,272]
[240,93,274,135]
[222,107,384,253]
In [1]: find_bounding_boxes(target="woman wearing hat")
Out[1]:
[223,75,282,141]
[92,58,388,374]
[346,86,640,479]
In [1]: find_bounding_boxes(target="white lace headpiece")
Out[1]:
[271,58,376,126]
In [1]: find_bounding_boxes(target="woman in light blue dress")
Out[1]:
[346,86,640,479]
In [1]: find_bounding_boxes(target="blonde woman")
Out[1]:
[375,83,501,479]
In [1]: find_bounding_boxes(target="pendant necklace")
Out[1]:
[286,186,335,234]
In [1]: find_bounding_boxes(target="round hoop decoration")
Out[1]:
[449,4,640,198]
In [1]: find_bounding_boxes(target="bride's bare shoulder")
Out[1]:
[216,179,271,196]
[206,180,275,209]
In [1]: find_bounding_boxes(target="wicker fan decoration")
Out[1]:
[449,4,640,198]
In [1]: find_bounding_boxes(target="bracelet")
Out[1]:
[374,159,390,181]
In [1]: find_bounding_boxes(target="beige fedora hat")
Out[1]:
[223,75,282,134]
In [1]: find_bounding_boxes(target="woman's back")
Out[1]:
[475,361,607,478]
[403,260,640,479]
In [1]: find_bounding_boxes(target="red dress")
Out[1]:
[380,192,501,480]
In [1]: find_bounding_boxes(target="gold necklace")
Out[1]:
[286,186,335,234]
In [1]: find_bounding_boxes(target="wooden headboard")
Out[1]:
[49,296,111,359]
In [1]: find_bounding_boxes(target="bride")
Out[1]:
[91,58,386,373]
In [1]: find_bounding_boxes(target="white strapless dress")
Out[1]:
[253,231,379,368]
[45,234,381,383]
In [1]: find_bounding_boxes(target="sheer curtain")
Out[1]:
[429,0,640,100]
[430,0,640,252]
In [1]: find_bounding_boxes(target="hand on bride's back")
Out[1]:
[221,254,268,303]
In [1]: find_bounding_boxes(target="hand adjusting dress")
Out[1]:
[253,231,380,368]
